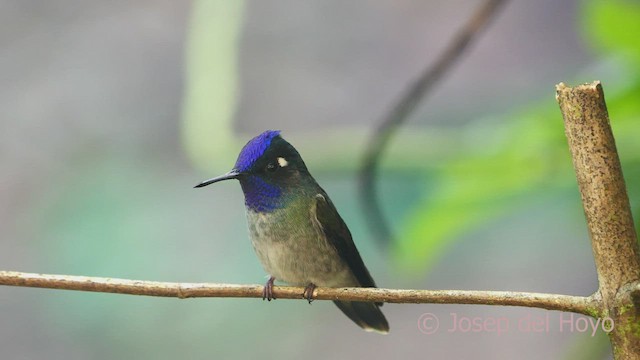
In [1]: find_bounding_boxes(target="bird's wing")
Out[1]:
[311,193,377,288]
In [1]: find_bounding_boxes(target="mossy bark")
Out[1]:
[557,81,640,359]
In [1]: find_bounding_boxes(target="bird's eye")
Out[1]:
[266,162,277,172]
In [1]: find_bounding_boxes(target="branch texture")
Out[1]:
[557,82,640,303]
[557,81,640,359]
[0,271,596,316]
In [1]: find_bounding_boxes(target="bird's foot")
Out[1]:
[303,283,317,304]
[262,276,276,301]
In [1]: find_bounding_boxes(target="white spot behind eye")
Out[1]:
[277,157,288,167]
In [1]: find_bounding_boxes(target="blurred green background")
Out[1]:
[1,0,638,359]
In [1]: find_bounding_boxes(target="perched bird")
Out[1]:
[195,130,389,333]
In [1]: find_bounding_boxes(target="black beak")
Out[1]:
[194,170,241,188]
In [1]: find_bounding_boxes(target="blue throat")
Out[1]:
[240,176,285,212]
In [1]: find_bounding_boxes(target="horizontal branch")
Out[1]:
[0,271,598,316]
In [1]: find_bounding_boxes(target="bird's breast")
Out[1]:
[245,205,353,287]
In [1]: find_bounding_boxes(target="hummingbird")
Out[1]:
[195,130,389,333]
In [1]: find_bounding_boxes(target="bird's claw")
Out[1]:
[303,283,316,304]
[262,276,276,301]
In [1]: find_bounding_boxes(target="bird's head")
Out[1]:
[195,130,310,211]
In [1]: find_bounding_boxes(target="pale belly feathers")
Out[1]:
[245,207,357,287]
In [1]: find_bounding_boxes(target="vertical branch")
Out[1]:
[358,0,508,246]
[556,81,640,359]
[556,82,640,301]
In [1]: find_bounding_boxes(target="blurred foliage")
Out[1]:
[562,327,611,360]
[583,0,640,66]
[182,0,245,172]
[179,2,489,175]
[396,0,640,272]
[179,0,639,274]
[5,1,629,359]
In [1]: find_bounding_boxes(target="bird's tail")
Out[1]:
[333,301,389,334]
